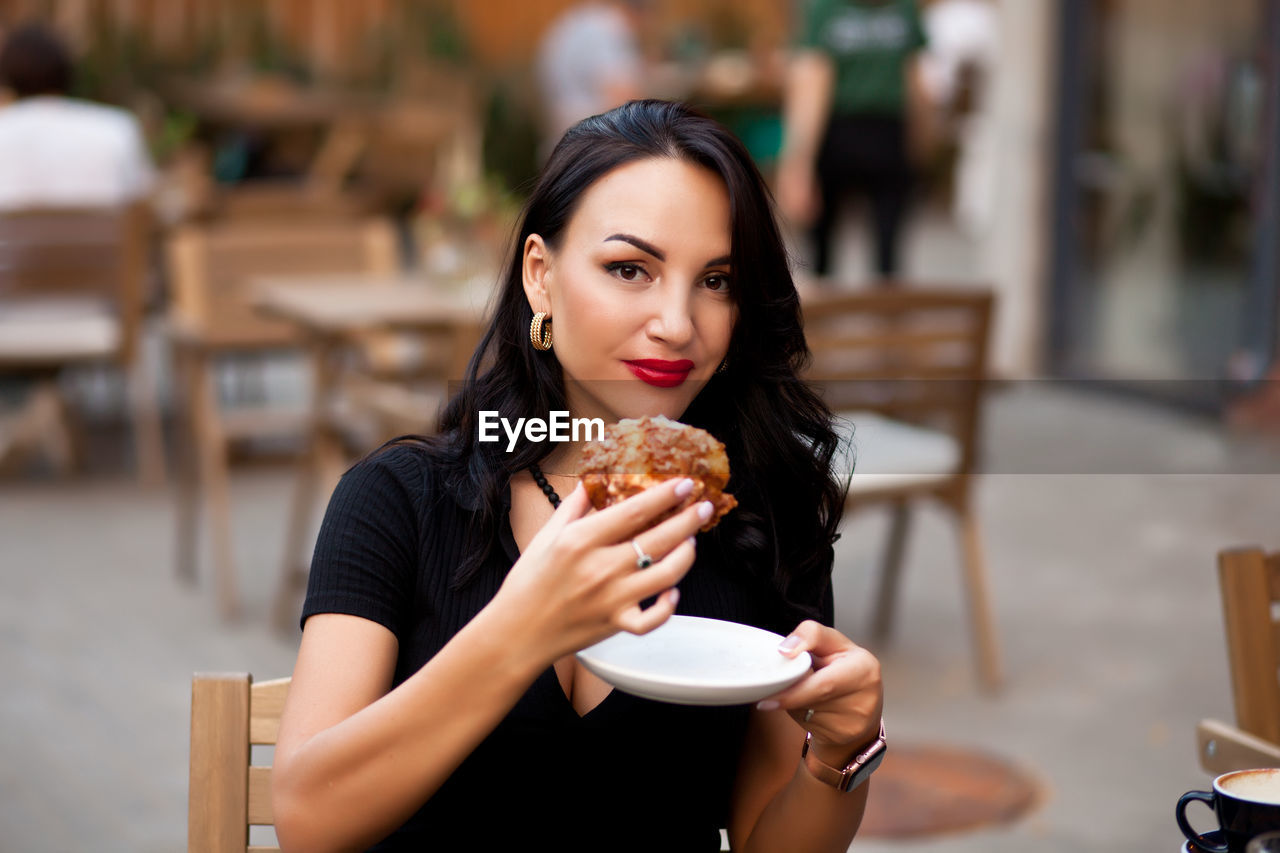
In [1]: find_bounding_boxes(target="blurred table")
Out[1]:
[254,273,490,628]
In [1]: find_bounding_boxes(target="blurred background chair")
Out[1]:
[803,286,999,690]
[0,204,164,483]
[166,219,398,619]
[1197,546,1280,774]
[188,672,288,853]
[181,123,380,226]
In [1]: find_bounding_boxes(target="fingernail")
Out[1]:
[778,635,801,653]
[687,536,697,548]
[675,478,694,497]
[667,588,680,606]
[697,501,713,522]
[756,700,780,711]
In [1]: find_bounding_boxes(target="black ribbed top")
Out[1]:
[302,443,813,852]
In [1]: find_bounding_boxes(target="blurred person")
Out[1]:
[271,100,885,852]
[535,0,649,156]
[920,0,999,236]
[778,0,930,280]
[0,23,155,210]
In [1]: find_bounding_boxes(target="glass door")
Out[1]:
[1050,0,1279,400]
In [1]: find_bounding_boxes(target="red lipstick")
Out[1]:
[624,359,694,388]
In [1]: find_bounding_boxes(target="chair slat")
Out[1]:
[803,287,994,315]
[189,673,251,853]
[247,766,274,825]
[1218,548,1280,745]
[806,327,977,352]
[220,409,310,442]
[250,678,291,745]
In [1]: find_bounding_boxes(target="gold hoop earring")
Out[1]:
[530,312,553,351]
[716,357,729,374]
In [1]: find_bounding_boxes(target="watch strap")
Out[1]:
[801,718,887,792]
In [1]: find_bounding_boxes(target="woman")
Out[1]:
[272,100,883,852]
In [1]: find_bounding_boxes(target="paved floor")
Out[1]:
[2,384,1278,852]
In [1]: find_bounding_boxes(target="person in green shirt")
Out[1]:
[778,0,929,279]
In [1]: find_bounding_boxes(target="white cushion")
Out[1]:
[0,299,120,364]
[834,410,961,495]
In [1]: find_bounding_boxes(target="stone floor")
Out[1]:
[2,383,1278,852]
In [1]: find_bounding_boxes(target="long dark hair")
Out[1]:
[420,100,846,624]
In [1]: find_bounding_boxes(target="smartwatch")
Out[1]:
[801,718,887,792]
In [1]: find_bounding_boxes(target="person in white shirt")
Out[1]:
[535,1,648,157]
[0,23,155,211]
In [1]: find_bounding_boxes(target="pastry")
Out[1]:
[579,415,736,531]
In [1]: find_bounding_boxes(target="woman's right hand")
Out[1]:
[490,478,709,662]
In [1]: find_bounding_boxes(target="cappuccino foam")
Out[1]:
[1221,769,1280,805]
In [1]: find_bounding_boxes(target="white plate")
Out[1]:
[576,615,813,706]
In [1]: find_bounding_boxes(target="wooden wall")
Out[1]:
[458,0,793,67]
[2,0,794,76]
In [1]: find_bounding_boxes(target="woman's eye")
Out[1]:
[606,262,645,282]
[704,274,731,292]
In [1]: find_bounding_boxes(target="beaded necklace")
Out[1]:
[528,462,561,509]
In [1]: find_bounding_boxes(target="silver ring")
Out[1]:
[631,539,653,569]
[803,708,815,724]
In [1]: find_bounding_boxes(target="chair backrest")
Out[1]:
[166,219,398,349]
[189,673,290,853]
[0,204,148,363]
[1218,547,1280,745]
[802,287,994,476]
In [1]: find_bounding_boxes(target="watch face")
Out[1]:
[844,741,887,792]
[862,746,887,775]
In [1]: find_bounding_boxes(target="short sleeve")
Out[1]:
[300,445,428,636]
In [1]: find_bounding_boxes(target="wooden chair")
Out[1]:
[166,219,399,619]
[189,673,289,853]
[803,286,1000,690]
[0,204,165,483]
[1197,547,1280,774]
[165,140,379,227]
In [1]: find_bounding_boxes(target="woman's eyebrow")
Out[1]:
[604,233,665,261]
[604,233,731,268]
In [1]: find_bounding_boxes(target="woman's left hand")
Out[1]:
[756,620,884,761]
